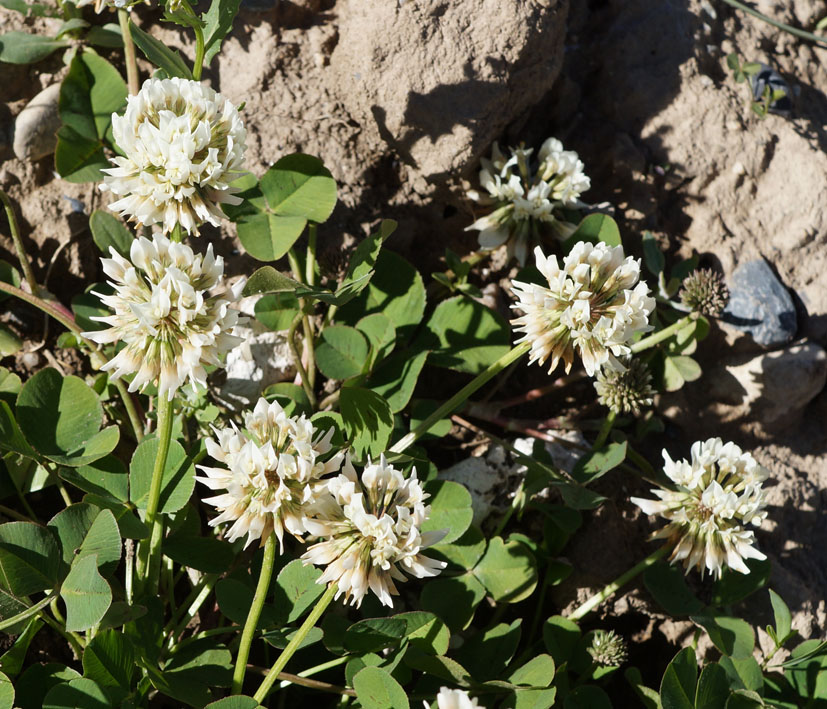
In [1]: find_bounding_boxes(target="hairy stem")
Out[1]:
[135,395,174,595]
[592,410,616,450]
[0,591,57,633]
[0,189,38,294]
[630,313,698,354]
[288,312,316,407]
[232,534,278,694]
[118,9,140,95]
[192,21,205,80]
[253,583,338,702]
[390,341,531,454]
[568,545,669,621]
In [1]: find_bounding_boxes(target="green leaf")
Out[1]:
[344,617,406,654]
[356,313,396,369]
[506,687,557,709]
[205,699,261,709]
[242,266,301,297]
[542,615,581,665]
[718,656,763,693]
[59,555,112,632]
[710,559,770,606]
[254,293,300,331]
[0,671,12,709]
[395,611,449,655]
[273,559,324,623]
[0,401,36,458]
[0,617,42,676]
[509,654,555,688]
[571,441,627,484]
[237,212,307,262]
[82,629,135,689]
[163,531,234,575]
[643,561,704,616]
[660,648,698,709]
[420,480,472,545]
[315,326,370,380]
[259,154,337,223]
[695,663,730,709]
[366,349,427,413]
[420,573,485,632]
[201,0,241,64]
[564,685,612,709]
[129,437,195,514]
[71,289,108,332]
[0,31,68,64]
[457,620,521,681]
[55,18,89,38]
[214,579,279,629]
[56,51,126,182]
[15,663,81,709]
[60,455,129,502]
[0,0,51,16]
[725,691,764,709]
[0,521,61,596]
[643,231,665,276]
[0,261,21,304]
[164,638,232,688]
[663,355,702,392]
[0,325,21,357]
[769,589,793,643]
[353,666,409,709]
[334,220,396,304]
[128,20,192,79]
[339,387,393,459]
[16,368,119,467]
[86,25,123,49]
[337,250,426,344]
[726,53,740,72]
[89,211,132,258]
[42,678,111,709]
[564,213,621,250]
[417,296,510,374]
[625,667,661,709]
[691,614,755,660]
[47,504,121,576]
[473,537,538,603]
[404,650,472,686]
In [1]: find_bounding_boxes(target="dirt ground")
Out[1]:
[1,0,826,661]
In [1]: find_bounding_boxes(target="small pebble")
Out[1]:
[12,84,62,162]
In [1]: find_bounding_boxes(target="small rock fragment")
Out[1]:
[750,63,793,117]
[12,84,62,162]
[722,259,797,347]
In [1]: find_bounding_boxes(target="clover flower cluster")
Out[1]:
[631,438,769,579]
[466,138,590,265]
[84,233,243,400]
[302,455,446,608]
[424,688,482,709]
[587,630,628,667]
[197,398,344,550]
[101,78,246,235]
[594,358,655,415]
[511,242,655,377]
[680,268,730,317]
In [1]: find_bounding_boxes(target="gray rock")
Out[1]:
[710,342,827,426]
[12,84,62,162]
[722,259,797,347]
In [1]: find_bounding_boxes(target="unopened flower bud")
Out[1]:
[680,268,729,317]
[587,630,628,667]
[594,358,655,415]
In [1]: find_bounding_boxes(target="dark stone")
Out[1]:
[750,63,793,117]
[723,259,797,347]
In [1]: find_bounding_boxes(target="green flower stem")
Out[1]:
[118,9,140,95]
[40,608,84,659]
[288,312,317,407]
[232,533,278,695]
[135,395,174,595]
[0,280,145,442]
[296,655,348,679]
[629,312,698,354]
[0,189,38,295]
[567,545,669,621]
[0,590,57,632]
[163,572,219,652]
[592,410,616,450]
[390,341,531,454]
[306,223,317,287]
[192,21,205,81]
[720,0,827,46]
[252,582,338,703]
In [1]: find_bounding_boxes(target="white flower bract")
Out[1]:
[511,242,655,377]
[630,438,769,579]
[302,456,447,608]
[465,138,590,265]
[197,398,345,550]
[424,688,483,709]
[83,232,243,399]
[101,77,247,235]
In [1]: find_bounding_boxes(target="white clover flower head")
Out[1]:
[424,688,483,709]
[511,242,655,377]
[465,138,590,265]
[83,233,243,399]
[630,438,769,579]
[197,398,345,550]
[101,77,247,235]
[302,455,447,608]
